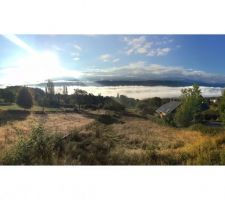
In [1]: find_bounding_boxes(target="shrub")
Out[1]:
[103,98,125,112]
[97,114,120,124]
[201,109,219,121]
[147,115,171,126]
[2,126,54,165]
[16,87,33,109]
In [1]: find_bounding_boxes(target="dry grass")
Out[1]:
[110,116,205,151]
[1,110,225,165]
[0,112,94,151]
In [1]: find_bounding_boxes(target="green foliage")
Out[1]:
[0,89,15,103]
[72,89,88,110]
[60,124,115,165]
[175,84,206,127]
[103,98,125,112]
[147,115,171,126]
[2,126,53,165]
[116,95,138,108]
[16,87,33,109]
[201,109,219,121]
[219,90,225,124]
[136,97,164,115]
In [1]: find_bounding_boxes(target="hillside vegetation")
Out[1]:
[0,82,225,165]
[0,109,225,165]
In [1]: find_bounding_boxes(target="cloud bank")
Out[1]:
[83,62,225,83]
[51,85,224,99]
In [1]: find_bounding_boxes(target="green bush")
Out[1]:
[136,97,162,115]
[16,87,33,109]
[103,98,125,112]
[147,115,171,126]
[201,109,219,121]
[2,126,54,165]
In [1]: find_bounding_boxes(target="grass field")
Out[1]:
[0,108,225,165]
[0,103,62,112]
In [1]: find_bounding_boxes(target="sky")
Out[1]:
[1,34,225,85]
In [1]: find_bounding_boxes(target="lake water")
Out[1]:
[48,85,224,99]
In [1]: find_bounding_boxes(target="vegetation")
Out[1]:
[1,119,225,165]
[16,87,33,109]
[136,97,168,115]
[2,126,53,165]
[0,81,225,165]
[0,88,15,103]
[219,90,225,124]
[175,84,207,127]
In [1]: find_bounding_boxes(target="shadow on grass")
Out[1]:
[0,110,30,125]
[79,109,123,125]
[122,110,148,119]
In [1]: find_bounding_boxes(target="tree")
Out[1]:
[16,87,33,109]
[63,85,68,95]
[0,89,15,103]
[45,79,55,95]
[175,84,205,127]
[136,97,162,115]
[73,89,88,110]
[219,90,225,124]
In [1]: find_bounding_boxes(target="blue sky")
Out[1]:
[1,34,225,84]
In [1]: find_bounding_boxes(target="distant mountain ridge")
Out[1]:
[96,80,225,87]
[31,79,225,87]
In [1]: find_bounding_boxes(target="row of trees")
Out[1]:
[3,80,225,128]
[2,80,124,111]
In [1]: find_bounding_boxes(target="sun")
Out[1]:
[3,51,82,85]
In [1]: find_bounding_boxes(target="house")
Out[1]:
[156,101,181,118]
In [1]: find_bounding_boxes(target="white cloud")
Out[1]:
[83,61,225,83]
[99,54,112,62]
[112,58,120,63]
[124,36,172,56]
[73,44,82,51]
[148,47,171,56]
[71,52,80,61]
[73,57,80,61]
[71,43,82,61]
[99,54,120,63]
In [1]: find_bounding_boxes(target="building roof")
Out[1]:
[156,101,181,115]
